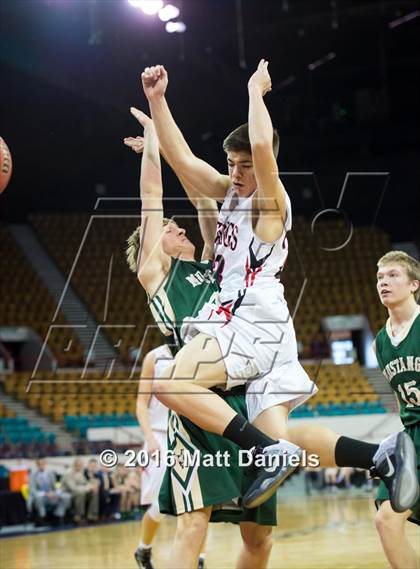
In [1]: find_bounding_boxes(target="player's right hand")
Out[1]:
[248,59,272,96]
[141,65,168,99]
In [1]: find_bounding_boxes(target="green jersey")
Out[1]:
[375,313,420,428]
[148,257,219,350]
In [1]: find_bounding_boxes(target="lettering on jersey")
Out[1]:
[185,269,215,288]
[382,356,420,381]
[214,221,239,251]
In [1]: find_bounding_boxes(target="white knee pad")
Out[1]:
[147,500,165,523]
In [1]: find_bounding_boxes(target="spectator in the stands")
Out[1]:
[28,457,71,524]
[84,458,116,519]
[62,458,99,523]
[84,458,101,485]
[111,463,132,514]
[97,464,121,519]
[125,465,142,512]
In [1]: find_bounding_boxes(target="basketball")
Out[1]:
[0,136,13,193]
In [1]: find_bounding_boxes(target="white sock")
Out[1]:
[138,541,152,550]
[199,553,206,560]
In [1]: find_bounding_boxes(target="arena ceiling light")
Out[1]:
[159,4,180,22]
[128,0,164,15]
[165,21,186,33]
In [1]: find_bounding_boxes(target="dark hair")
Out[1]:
[223,123,280,159]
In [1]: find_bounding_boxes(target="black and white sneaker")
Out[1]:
[242,440,302,509]
[197,555,205,569]
[134,547,155,569]
[371,431,419,513]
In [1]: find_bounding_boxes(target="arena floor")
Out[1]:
[2,495,419,569]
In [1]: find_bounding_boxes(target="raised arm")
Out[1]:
[196,197,218,261]
[125,110,218,262]
[136,350,161,455]
[248,59,287,243]
[141,65,230,202]
[177,173,218,261]
[124,108,170,293]
[158,141,218,260]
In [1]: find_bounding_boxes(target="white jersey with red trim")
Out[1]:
[213,186,292,302]
[148,344,172,432]
[181,185,315,404]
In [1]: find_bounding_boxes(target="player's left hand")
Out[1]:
[123,136,144,154]
[248,59,272,96]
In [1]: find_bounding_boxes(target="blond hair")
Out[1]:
[377,250,420,302]
[125,218,174,274]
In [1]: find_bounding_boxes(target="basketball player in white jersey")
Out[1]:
[139,59,313,507]
[134,344,172,569]
[139,59,419,512]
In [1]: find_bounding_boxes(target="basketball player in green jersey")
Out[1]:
[373,251,420,569]
[124,109,218,347]
[124,109,276,569]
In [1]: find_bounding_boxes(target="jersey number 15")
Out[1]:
[398,380,420,407]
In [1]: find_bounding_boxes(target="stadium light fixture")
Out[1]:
[128,0,164,15]
[165,21,186,33]
[159,4,180,22]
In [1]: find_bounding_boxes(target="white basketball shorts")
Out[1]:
[182,287,318,423]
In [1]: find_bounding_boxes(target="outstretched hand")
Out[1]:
[248,59,272,96]
[130,106,153,128]
[141,65,168,100]
[123,107,154,153]
[123,136,144,154]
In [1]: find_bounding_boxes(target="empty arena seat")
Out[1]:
[0,225,85,367]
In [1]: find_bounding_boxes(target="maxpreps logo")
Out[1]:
[215,221,239,251]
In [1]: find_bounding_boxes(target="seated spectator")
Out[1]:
[84,458,101,486]
[62,458,99,523]
[125,466,141,512]
[111,463,132,514]
[84,458,118,519]
[97,464,121,520]
[28,457,71,525]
